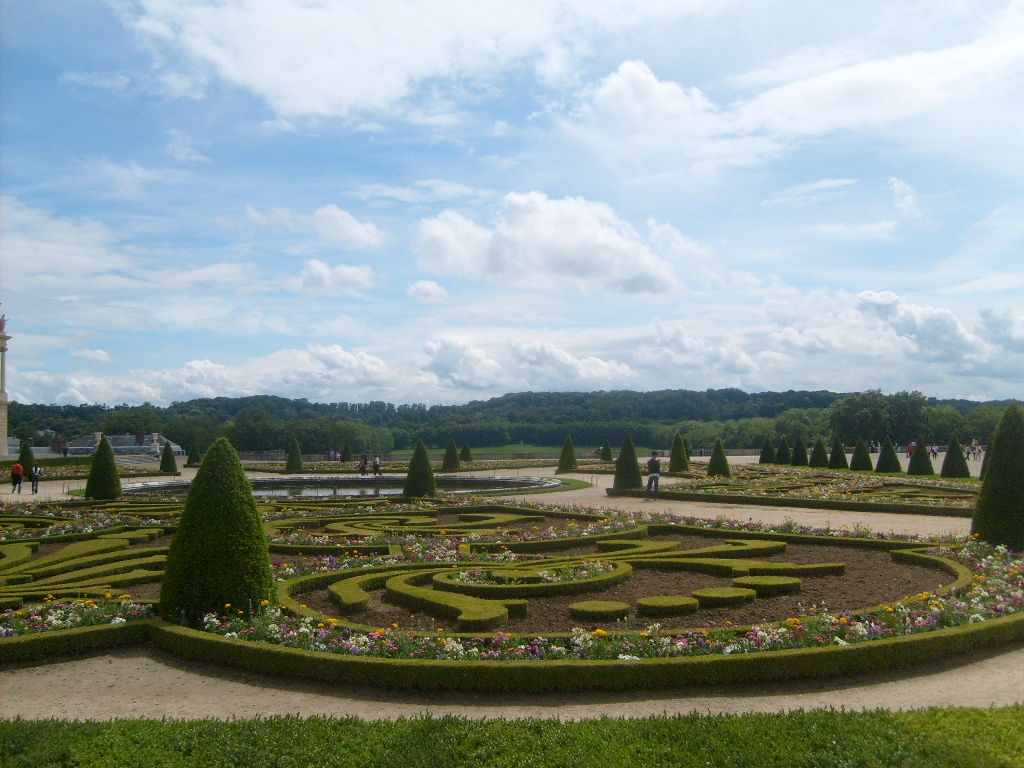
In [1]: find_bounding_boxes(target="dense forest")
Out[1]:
[8,388,1016,458]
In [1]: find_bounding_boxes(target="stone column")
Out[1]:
[0,316,10,459]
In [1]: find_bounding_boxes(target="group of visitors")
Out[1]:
[357,455,382,476]
[8,462,41,494]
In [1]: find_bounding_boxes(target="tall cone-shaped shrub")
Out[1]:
[160,440,178,473]
[341,444,353,462]
[612,434,643,490]
[971,405,1024,550]
[875,436,903,473]
[758,437,775,465]
[808,437,829,468]
[459,442,473,463]
[707,438,731,478]
[600,440,613,462]
[403,439,437,497]
[85,435,121,500]
[669,432,690,472]
[18,441,35,467]
[940,434,971,479]
[775,438,791,465]
[556,435,578,473]
[850,438,873,471]
[159,437,273,625]
[442,438,461,471]
[791,436,808,466]
[907,435,935,476]
[285,438,304,472]
[828,436,850,470]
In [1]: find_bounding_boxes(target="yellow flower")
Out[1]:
[260,599,270,607]
[592,628,607,636]
[225,603,231,608]
[391,622,399,629]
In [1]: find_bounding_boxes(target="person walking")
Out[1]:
[29,464,41,493]
[10,461,24,493]
[372,456,381,476]
[645,451,661,501]
[358,455,368,475]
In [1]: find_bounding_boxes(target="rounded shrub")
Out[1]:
[907,435,935,476]
[600,440,614,462]
[732,576,802,596]
[403,439,437,497]
[159,440,178,473]
[459,442,473,463]
[569,600,631,621]
[612,434,643,490]
[828,436,850,470]
[556,435,578,473]
[875,436,903,473]
[758,437,775,465]
[159,437,274,625]
[971,404,1024,551]
[850,438,873,472]
[707,438,731,478]
[791,436,808,466]
[775,438,791,466]
[637,595,699,618]
[669,432,690,473]
[808,437,830,468]
[285,438,304,473]
[692,587,756,607]
[84,435,121,500]
[442,438,461,472]
[940,434,971,479]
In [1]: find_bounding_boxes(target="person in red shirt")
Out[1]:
[10,462,24,493]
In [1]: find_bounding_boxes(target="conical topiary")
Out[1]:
[612,434,643,490]
[460,442,473,463]
[828,436,850,470]
[875,436,903,473]
[159,437,274,625]
[18,441,35,468]
[907,435,935,476]
[940,434,971,479]
[341,444,353,462]
[758,436,776,465]
[775,438,791,466]
[403,439,437,497]
[808,437,830,468]
[980,447,990,480]
[682,438,691,459]
[850,438,873,471]
[85,435,121,500]
[707,438,731,478]
[556,435,578,473]
[601,440,614,462]
[285,438,304,473]
[791,436,808,466]
[442,438,461,471]
[971,404,1024,551]
[160,440,178,473]
[669,432,690,473]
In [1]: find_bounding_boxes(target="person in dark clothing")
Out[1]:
[645,451,661,500]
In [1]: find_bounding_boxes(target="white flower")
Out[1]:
[109,617,127,625]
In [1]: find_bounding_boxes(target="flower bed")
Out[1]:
[0,594,153,637]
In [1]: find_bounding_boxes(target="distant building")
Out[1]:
[66,432,185,457]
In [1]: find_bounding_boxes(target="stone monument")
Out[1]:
[0,313,10,459]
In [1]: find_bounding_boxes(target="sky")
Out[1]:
[1,0,1023,409]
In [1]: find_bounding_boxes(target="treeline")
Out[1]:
[7,388,1018,457]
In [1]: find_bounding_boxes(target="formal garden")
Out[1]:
[2,408,1023,767]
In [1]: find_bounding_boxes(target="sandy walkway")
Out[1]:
[3,457,1020,721]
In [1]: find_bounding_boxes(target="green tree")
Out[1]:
[17,441,35,467]
[159,437,273,625]
[160,440,178,473]
[84,435,121,500]
[556,435,578,473]
[971,404,1024,550]
[442,438,461,471]
[940,434,971,479]
[791,436,808,466]
[808,437,830,468]
[906,436,935,476]
[828,436,850,470]
[403,439,437,497]
[828,390,889,444]
[850,438,873,471]
[285,438,304,473]
[775,438,791,465]
[669,432,690,472]
[758,436,776,465]
[875,436,903,473]
[601,440,613,462]
[888,391,928,445]
[707,438,731,478]
[612,434,643,490]
[459,442,473,463]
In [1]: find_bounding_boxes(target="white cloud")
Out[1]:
[761,179,856,209]
[422,338,509,389]
[353,180,490,204]
[888,177,923,221]
[294,259,374,294]
[407,280,449,304]
[247,204,383,250]
[814,221,897,240]
[856,290,981,362]
[415,191,686,294]
[979,307,1024,353]
[70,349,112,364]
[60,71,130,89]
[165,129,209,163]
[510,340,636,386]
[82,158,187,199]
